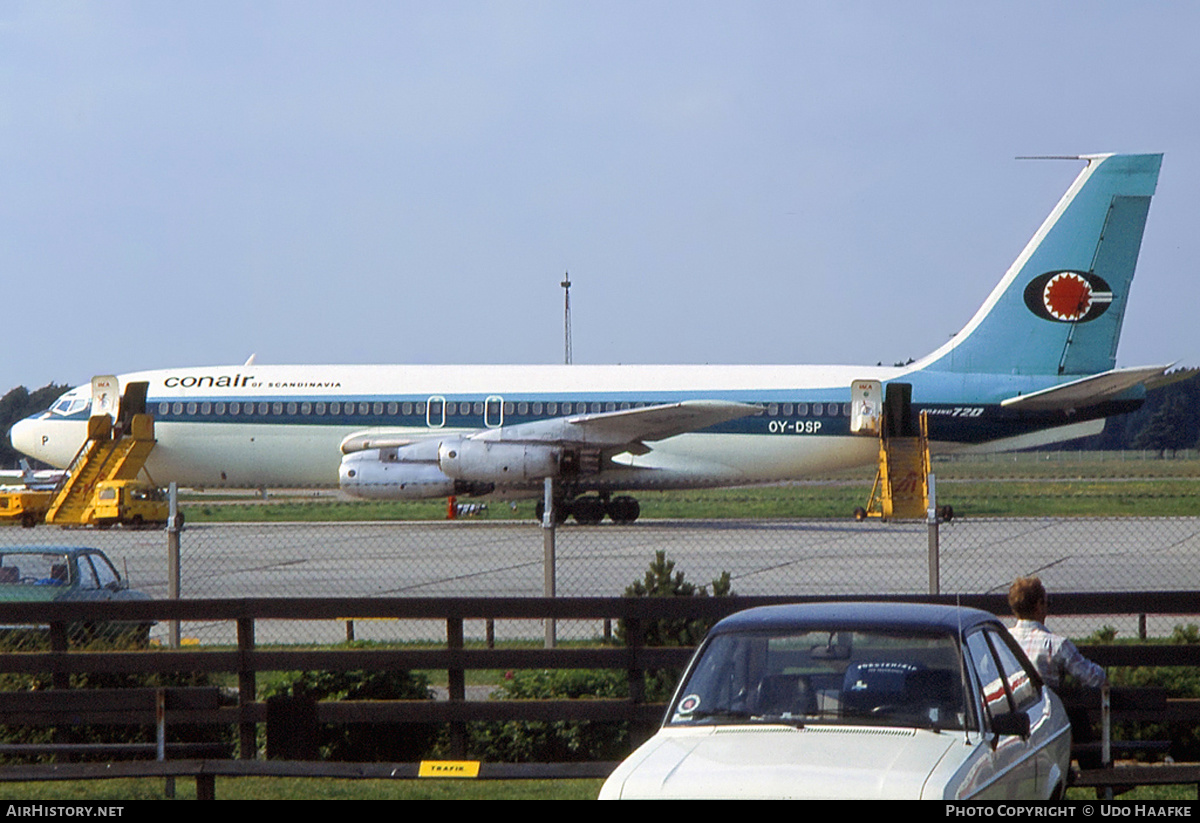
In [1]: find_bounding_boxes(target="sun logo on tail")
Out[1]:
[1023,271,1113,323]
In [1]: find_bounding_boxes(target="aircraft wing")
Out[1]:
[0,461,66,491]
[339,400,761,456]
[999,365,1172,412]
[469,399,761,450]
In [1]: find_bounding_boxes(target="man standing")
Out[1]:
[1008,576,1107,689]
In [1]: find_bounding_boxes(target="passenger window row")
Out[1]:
[155,400,853,419]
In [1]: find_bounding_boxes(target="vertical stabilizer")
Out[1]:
[919,153,1161,376]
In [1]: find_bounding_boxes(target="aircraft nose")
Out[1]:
[9,416,44,459]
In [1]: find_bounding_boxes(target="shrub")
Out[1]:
[467,551,734,762]
[618,550,732,649]
[264,666,437,762]
[466,669,630,763]
[618,550,734,700]
[1086,623,1200,761]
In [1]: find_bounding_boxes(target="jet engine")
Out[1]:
[338,449,458,500]
[437,440,563,483]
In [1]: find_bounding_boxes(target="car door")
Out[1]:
[74,553,106,600]
[988,626,1067,797]
[85,552,124,597]
[963,628,1041,798]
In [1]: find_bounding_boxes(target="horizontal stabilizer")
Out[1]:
[1000,364,1171,412]
[1142,366,1200,392]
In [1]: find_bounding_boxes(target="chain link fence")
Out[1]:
[2,515,1197,647]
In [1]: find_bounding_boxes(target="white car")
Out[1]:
[599,602,1072,800]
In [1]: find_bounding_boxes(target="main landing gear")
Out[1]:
[535,494,641,525]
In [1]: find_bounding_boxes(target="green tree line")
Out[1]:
[1080,370,1200,454]
[0,383,68,469]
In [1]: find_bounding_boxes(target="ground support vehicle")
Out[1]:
[43,408,158,527]
[0,488,53,528]
[92,479,169,529]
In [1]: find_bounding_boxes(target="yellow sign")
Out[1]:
[418,760,481,779]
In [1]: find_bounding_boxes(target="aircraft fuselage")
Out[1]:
[10,362,1137,493]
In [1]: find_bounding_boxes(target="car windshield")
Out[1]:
[0,553,72,586]
[669,627,974,732]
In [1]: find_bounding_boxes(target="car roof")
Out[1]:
[0,546,99,556]
[709,602,1002,637]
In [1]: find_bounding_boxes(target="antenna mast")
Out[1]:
[561,272,573,365]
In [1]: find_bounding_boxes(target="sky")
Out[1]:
[1,1,1197,395]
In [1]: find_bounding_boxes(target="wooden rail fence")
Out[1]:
[0,592,1198,798]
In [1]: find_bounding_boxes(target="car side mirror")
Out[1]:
[991,711,1030,739]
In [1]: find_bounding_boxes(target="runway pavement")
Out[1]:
[3,517,1197,644]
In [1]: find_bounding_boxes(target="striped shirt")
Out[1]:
[1010,619,1106,690]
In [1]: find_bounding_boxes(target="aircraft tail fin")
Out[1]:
[918,153,1161,377]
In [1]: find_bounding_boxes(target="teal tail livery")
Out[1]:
[919,152,1160,378]
[9,153,1172,523]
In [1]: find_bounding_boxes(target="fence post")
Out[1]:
[156,687,175,799]
[927,473,940,595]
[624,613,645,706]
[447,616,466,758]
[237,616,256,759]
[543,477,557,649]
[1101,682,1113,800]
[624,614,653,746]
[49,622,68,690]
[167,482,181,649]
[49,620,69,758]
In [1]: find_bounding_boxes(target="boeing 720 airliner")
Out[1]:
[9,153,1169,523]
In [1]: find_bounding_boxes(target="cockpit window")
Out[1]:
[50,393,89,417]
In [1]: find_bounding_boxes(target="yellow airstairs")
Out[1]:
[856,410,932,521]
[852,381,949,521]
[43,384,156,527]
